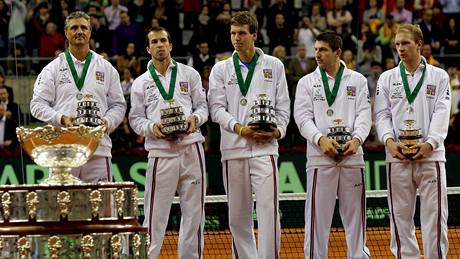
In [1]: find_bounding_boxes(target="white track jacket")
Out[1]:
[374,57,450,163]
[208,48,290,161]
[30,50,126,157]
[129,60,207,158]
[294,61,372,167]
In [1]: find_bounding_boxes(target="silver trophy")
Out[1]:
[327,118,352,154]
[160,99,188,135]
[74,94,104,127]
[248,94,277,131]
[398,119,423,158]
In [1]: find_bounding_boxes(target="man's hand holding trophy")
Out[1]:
[236,94,280,144]
[320,118,357,161]
[152,99,196,141]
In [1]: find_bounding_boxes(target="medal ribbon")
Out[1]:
[320,64,345,107]
[65,48,93,91]
[233,52,259,97]
[148,60,178,101]
[399,60,426,104]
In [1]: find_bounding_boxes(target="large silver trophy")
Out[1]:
[74,94,104,127]
[160,99,188,136]
[0,125,150,258]
[248,94,277,131]
[326,118,352,154]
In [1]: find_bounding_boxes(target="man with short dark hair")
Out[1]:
[208,11,290,258]
[294,32,371,258]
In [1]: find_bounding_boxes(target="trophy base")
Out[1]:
[41,167,82,185]
[401,146,419,159]
[247,122,277,132]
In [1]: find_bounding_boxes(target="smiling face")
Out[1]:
[64,17,91,48]
[146,29,172,62]
[231,24,256,53]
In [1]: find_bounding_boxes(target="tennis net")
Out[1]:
[137,187,460,258]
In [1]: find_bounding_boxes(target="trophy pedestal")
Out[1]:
[44,168,81,185]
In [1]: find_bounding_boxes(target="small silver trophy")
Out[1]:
[74,94,104,127]
[160,99,188,135]
[327,118,352,154]
[398,119,423,158]
[248,94,277,131]
[398,106,422,158]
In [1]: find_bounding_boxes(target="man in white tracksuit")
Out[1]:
[30,11,126,183]
[208,11,290,259]
[374,24,449,259]
[294,32,371,259]
[128,27,207,259]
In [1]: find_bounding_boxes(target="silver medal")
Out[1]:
[76,93,83,100]
[240,98,247,106]
[326,109,334,117]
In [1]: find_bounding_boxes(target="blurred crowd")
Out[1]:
[1,0,460,155]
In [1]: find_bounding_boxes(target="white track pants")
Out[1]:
[223,155,280,259]
[387,162,448,259]
[143,143,206,259]
[71,156,112,183]
[304,166,370,259]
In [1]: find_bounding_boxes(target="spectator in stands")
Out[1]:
[89,13,111,55]
[367,61,382,99]
[376,14,397,59]
[39,22,65,58]
[112,11,143,57]
[419,8,443,54]
[0,74,13,102]
[28,1,50,48]
[7,0,27,60]
[0,0,9,70]
[267,0,293,31]
[391,0,413,24]
[30,11,126,183]
[272,45,287,65]
[187,41,217,76]
[357,33,382,76]
[0,87,21,124]
[363,0,384,35]
[421,43,441,67]
[296,15,319,60]
[447,63,460,115]
[327,0,353,42]
[116,42,141,76]
[342,49,356,70]
[439,0,460,22]
[444,17,460,58]
[50,0,73,33]
[214,2,233,54]
[268,13,293,55]
[104,0,127,32]
[384,57,397,70]
[120,67,134,101]
[310,2,327,32]
[243,0,264,30]
[0,105,18,151]
[127,0,151,28]
[286,44,316,93]
[86,2,105,27]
